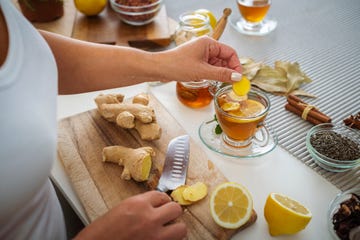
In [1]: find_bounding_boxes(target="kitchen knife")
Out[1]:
[156,135,190,192]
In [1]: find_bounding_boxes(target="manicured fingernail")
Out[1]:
[231,72,242,81]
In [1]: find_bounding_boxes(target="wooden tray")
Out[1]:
[57,94,256,240]
[13,0,174,47]
[71,3,173,47]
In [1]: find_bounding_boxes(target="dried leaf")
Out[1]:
[251,66,288,93]
[274,61,312,93]
[239,58,314,97]
[240,57,264,79]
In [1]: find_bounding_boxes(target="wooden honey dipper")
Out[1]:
[212,8,232,40]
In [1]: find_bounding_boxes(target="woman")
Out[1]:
[0,0,241,239]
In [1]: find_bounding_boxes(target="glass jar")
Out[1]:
[174,11,214,108]
[174,11,213,46]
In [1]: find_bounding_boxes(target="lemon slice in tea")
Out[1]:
[232,76,251,96]
[264,193,312,236]
[210,182,253,229]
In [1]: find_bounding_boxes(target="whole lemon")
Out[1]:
[195,9,217,29]
[74,0,107,16]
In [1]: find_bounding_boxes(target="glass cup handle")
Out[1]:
[253,123,269,147]
[208,80,222,96]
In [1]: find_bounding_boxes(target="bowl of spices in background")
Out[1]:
[328,188,360,240]
[110,0,162,26]
[306,123,360,172]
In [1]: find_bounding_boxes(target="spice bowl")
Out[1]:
[328,188,360,240]
[306,123,360,172]
[109,0,162,26]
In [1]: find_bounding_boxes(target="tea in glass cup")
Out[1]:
[215,85,270,148]
[233,0,277,36]
[176,80,213,108]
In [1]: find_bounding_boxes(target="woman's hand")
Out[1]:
[74,191,186,240]
[156,36,242,83]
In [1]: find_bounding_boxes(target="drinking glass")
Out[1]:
[199,85,277,158]
[232,0,277,36]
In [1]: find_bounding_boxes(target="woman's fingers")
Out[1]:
[155,201,183,224]
[143,191,172,207]
[158,222,187,240]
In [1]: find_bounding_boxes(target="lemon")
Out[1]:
[74,0,107,16]
[232,76,251,96]
[264,193,312,236]
[210,182,253,229]
[195,9,217,29]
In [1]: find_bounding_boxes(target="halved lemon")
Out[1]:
[210,182,253,229]
[264,193,312,236]
[232,76,251,96]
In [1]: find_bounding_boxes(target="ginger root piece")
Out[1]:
[99,103,155,123]
[116,111,135,128]
[95,93,124,108]
[95,93,162,141]
[171,182,208,205]
[134,120,162,141]
[132,93,149,106]
[102,145,155,182]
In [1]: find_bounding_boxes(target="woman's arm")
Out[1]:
[41,31,241,95]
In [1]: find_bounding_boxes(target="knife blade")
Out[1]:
[156,135,190,192]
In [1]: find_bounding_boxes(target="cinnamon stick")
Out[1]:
[285,95,332,124]
[285,103,324,125]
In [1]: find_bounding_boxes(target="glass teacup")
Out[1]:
[214,85,270,148]
[232,0,277,36]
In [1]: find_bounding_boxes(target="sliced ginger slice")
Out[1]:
[183,182,208,202]
[171,186,193,205]
[232,76,251,96]
[171,182,208,205]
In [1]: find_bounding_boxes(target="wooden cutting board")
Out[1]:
[57,94,256,240]
[72,4,173,47]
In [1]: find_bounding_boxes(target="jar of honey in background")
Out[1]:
[174,11,214,108]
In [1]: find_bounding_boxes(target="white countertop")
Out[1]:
[51,0,360,238]
[53,82,339,239]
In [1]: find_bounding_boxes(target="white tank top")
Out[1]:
[0,1,66,239]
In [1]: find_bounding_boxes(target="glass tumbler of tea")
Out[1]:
[174,11,214,108]
[234,0,277,36]
[215,85,270,148]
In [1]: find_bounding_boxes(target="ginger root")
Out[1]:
[103,145,155,182]
[171,182,208,205]
[95,93,161,141]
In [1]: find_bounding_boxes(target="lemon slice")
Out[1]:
[221,102,240,111]
[195,9,217,29]
[264,193,312,236]
[232,76,251,96]
[210,182,253,229]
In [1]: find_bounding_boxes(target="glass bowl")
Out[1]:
[306,123,360,172]
[328,188,360,240]
[109,0,163,26]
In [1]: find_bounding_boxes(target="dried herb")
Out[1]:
[332,193,360,240]
[310,131,360,160]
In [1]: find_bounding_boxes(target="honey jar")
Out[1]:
[174,11,214,108]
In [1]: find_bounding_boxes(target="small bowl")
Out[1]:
[328,188,360,240]
[110,0,162,26]
[306,123,360,172]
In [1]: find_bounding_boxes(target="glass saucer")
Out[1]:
[199,120,277,158]
[230,15,277,36]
